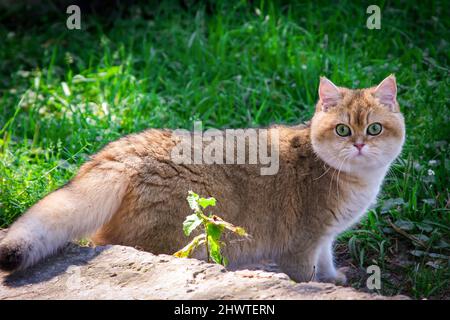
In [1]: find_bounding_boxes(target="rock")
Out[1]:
[0,240,408,300]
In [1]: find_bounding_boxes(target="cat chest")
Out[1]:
[328,185,379,233]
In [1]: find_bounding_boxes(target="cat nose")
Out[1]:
[354,143,365,151]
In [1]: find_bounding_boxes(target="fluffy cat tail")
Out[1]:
[0,162,129,271]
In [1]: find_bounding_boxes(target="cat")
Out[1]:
[0,75,405,283]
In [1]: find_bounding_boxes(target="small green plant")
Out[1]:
[174,191,249,266]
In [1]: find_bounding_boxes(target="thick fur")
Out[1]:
[0,76,405,283]
[0,162,128,270]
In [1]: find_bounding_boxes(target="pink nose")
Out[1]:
[354,143,365,151]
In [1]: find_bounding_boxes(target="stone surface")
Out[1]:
[0,230,407,300]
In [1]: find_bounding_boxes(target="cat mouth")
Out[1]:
[351,152,366,159]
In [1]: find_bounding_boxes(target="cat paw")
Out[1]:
[334,267,348,285]
[316,267,348,285]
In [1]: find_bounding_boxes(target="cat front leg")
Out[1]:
[278,247,319,282]
[316,237,347,284]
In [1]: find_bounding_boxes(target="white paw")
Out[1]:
[317,267,348,285]
[334,267,348,285]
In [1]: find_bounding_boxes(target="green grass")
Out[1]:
[0,1,448,299]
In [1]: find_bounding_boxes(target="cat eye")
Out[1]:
[335,124,351,137]
[367,122,383,136]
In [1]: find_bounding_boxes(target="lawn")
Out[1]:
[0,1,448,299]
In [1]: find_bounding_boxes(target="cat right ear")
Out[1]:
[318,77,342,112]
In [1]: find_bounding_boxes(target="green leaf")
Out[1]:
[198,197,216,209]
[428,253,448,259]
[173,234,206,258]
[414,234,430,243]
[410,249,426,257]
[381,198,405,213]
[426,261,444,270]
[395,219,415,231]
[177,191,250,267]
[208,234,225,265]
[187,191,200,211]
[182,214,203,236]
[416,222,433,232]
[206,223,226,265]
[207,215,249,237]
[206,223,223,240]
[234,227,247,237]
[434,239,449,249]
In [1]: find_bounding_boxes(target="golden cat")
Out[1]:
[0,75,405,283]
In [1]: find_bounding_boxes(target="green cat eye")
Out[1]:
[335,124,351,137]
[367,122,382,136]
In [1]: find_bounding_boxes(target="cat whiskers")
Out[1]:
[313,165,332,181]
[312,152,340,181]
[385,161,401,186]
[335,153,352,202]
[327,152,351,202]
[313,153,340,181]
[327,155,343,200]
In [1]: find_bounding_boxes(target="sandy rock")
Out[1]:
[0,239,408,300]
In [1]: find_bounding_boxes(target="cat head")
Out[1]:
[310,75,405,175]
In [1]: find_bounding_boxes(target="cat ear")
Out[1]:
[374,74,398,111]
[318,77,342,111]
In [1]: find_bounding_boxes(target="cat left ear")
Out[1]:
[374,75,398,111]
[318,77,342,112]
